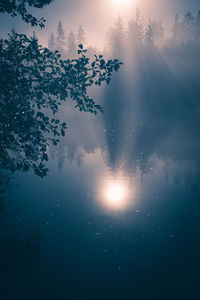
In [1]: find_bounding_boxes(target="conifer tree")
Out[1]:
[67,31,77,59]
[48,33,56,51]
[151,20,164,46]
[56,21,66,55]
[106,16,127,58]
[77,25,87,46]
[172,14,180,43]
[128,9,144,47]
[183,12,195,42]
[145,19,154,47]
[195,10,200,44]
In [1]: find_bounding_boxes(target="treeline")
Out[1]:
[47,9,200,189]
[172,11,200,45]
[50,9,200,60]
[104,9,200,57]
[100,10,200,187]
[48,23,98,58]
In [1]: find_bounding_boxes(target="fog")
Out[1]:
[49,10,200,191]
[1,4,200,299]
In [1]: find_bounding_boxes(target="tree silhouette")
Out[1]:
[172,14,180,44]
[0,0,53,27]
[56,21,66,56]
[183,12,196,42]
[195,10,200,44]
[144,19,154,46]
[151,20,164,46]
[0,228,43,272]
[0,31,122,177]
[48,33,56,51]
[106,17,127,58]
[0,1,122,179]
[171,11,200,44]
[128,9,144,47]
[77,25,87,46]
[67,30,77,59]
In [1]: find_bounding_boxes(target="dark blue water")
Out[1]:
[1,40,200,299]
[1,132,200,299]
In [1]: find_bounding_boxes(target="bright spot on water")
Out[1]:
[98,171,136,212]
[105,183,126,209]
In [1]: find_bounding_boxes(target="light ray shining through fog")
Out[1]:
[1,1,200,299]
[47,7,200,193]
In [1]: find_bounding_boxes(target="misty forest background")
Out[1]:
[0,4,200,296]
[47,9,200,189]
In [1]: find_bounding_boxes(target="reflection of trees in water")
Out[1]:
[164,160,200,191]
[0,31,121,179]
[0,229,43,272]
[51,9,200,190]
[0,188,43,273]
[0,171,14,213]
[102,10,200,188]
[0,183,43,272]
[0,0,122,193]
[0,176,43,276]
[0,197,4,219]
[0,0,122,290]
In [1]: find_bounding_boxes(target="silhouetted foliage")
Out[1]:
[0,31,122,177]
[0,0,53,27]
[49,24,99,60]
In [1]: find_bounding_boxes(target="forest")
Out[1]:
[0,2,200,299]
[47,10,200,190]
[48,10,200,57]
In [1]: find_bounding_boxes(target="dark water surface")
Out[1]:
[1,48,200,299]
[1,139,200,299]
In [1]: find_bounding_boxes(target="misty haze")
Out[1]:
[0,1,200,299]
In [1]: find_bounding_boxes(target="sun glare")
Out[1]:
[98,172,135,212]
[106,183,126,207]
[111,0,132,6]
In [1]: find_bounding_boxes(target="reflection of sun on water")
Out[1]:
[105,181,127,209]
[106,183,125,203]
[98,171,135,212]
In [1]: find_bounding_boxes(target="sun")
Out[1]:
[111,0,132,6]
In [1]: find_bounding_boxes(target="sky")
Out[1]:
[0,0,200,48]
